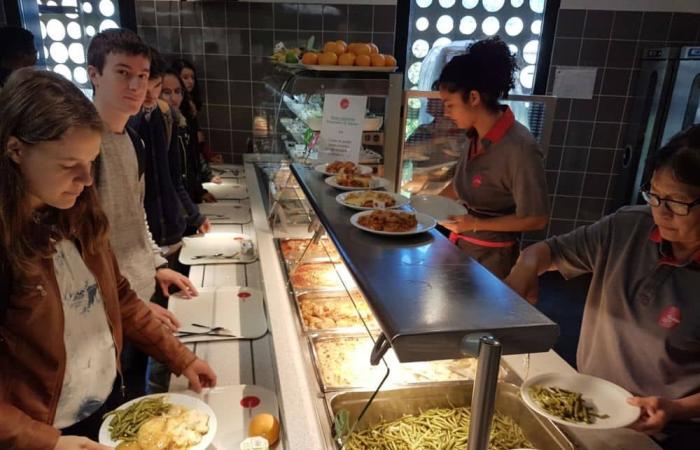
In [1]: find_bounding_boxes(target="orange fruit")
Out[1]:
[355,54,371,66]
[301,52,319,65]
[384,55,397,67]
[249,413,280,445]
[370,53,386,66]
[338,52,356,66]
[354,43,371,56]
[369,43,379,54]
[323,41,338,54]
[318,51,338,65]
[347,43,360,53]
[335,40,348,55]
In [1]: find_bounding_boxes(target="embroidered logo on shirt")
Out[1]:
[658,306,681,329]
[471,174,484,188]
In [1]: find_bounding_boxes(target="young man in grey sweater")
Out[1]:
[87,29,198,330]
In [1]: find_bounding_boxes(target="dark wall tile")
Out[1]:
[551,38,580,66]
[668,13,699,42]
[136,1,156,27]
[373,5,396,33]
[227,29,251,56]
[611,11,642,40]
[550,121,566,146]
[203,1,225,28]
[204,28,227,55]
[546,147,562,171]
[582,173,610,198]
[226,2,249,29]
[231,107,253,131]
[274,30,302,49]
[348,31,373,44]
[578,39,608,67]
[251,30,274,57]
[606,40,637,68]
[209,129,232,153]
[228,55,251,81]
[596,96,626,123]
[554,99,571,120]
[250,3,274,29]
[157,27,180,54]
[583,10,613,39]
[322,32,348,45]
[208,104,230,129]
[299,4,323,31]
[139,27,157,50]
[557,171,585,196]
[565,121,593,147]
[275,3,298,30]
[229,81,252,106]
[323,5,348,33]
[549,219,576,235]
[592,123,620,149]
[348,5,373,32]
[578,198,605,221]
[561,147,589,171]
[570,98,598,122]
[206,80,229,104]
[372,33,395,56]
[640,12,672,41]
[588,148,616,172]
[181,28,203,55]
[155,1,178,28]
[251,58,273,83]
[204,55,227,80]
[601,68,631,96]
[556,9,585,38]
[232,131,251,153]
[545,172,558,194]
[552,196,580,220]
[180,2,202,28]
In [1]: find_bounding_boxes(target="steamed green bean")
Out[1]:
[529,385,609,424]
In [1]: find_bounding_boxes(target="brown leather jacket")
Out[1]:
[0,241,197,450]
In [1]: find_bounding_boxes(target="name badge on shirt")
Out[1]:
[658,306,682,329]
[472,174,484,188]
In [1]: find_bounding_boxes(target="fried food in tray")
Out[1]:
[326,161,358,174]
[280,239,341,263]
[344,191,397,208]
[336,172,371,188]
[358,210,417,232]
[312,335,482,390]
[290,263,356,291]
[298,291,378,331]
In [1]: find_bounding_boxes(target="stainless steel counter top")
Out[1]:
[291,164,559,363]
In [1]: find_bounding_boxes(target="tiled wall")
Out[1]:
[535,9,700,239]
[0,1,6,26]
[135,0,396,163]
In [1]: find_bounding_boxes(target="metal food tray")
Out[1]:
[328,382,574,450]
[278,238,342,267]
[294,290,379,335]
[286,262,358,293]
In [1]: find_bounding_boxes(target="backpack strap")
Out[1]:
[125,124,146,179]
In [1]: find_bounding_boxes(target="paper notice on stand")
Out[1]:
[552,67,598,99]
[317,94,367,163]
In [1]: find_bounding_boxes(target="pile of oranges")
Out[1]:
[301,41,397,68]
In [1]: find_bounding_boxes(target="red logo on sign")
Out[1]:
[472,174,484,188]
[340,98,350,109]
[240,396,261,408]
[238,291,251,300]
[658,306,681,329]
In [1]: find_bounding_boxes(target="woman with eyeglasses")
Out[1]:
[505,124,700,450]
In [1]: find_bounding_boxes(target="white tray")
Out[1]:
[301,64,397,72]
[410,194,467,221]
[170,286,267,341]
[203,181,249,200]
[198,202,252,224]
[179,233,257,265]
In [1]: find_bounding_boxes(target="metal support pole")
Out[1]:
[462,335,502,450]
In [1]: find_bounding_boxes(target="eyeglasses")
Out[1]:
[641,190,700,216]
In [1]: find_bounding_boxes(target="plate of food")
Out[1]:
[325,174,390,191]
[410,194,467,221]
[350,210,436,236]
[99,393,217,450]
[520,373,641,429]
[336,190,409,210]
[315,161,373,176]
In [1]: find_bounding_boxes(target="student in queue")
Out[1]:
[505,125,700,450]
[435,37,549,279]
[171,58,224,165]
[0,26,37,87]
[0,68,216,450]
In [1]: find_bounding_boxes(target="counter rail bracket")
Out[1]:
[462,333,503,450]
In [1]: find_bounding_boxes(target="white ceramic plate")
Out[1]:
[99,393,218,449]
[325,175,391,191]
[314,163,373,176]
[520,373,641,430]
[350,210,437,236]
[410,194,467,221]
[336,191,409,211]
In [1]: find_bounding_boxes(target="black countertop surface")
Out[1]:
[291,164,559,362]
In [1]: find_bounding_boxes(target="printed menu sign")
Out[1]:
[317,94,367,163]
